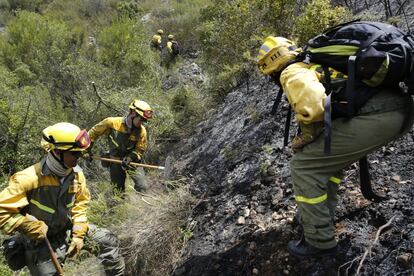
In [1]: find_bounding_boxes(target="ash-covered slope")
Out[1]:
[172,75,414,276]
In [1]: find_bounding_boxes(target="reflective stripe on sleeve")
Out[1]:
[329,176,341,184]
[66,201,74,208]
[30,199,55,214]
[295,193,327,204]
[109,134,120,148]
[3,214,24,233]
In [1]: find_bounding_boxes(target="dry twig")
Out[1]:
[141,197,154,206]
[356,215,396,275]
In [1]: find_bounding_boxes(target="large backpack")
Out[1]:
[299,20,414,95]
[271,20,414,202]
[171,41,180,55]
[272,20,414,142]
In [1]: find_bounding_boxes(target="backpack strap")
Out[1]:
[323,93,332,155]
[346,56,357,116]
[284,105,292,147]
[321,66,333,154]
[270,85,292,147]
[406,35,414,94]
[271,87,284,115]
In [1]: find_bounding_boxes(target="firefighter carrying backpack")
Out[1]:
[272,20,414,152]
[270,20,414,202]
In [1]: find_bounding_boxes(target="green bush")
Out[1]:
[97,17,159,88]
[0,81,66,174]
[171,85,206,134]
[198,0,297,100]
[293,0,352,45]
[7,0,47,12]
[0,11,73,87]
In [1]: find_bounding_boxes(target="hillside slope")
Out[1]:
[171,75,414,275]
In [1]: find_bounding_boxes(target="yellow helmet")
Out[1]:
[257,36,300,75]
[168,34,174,40]
[157,29,164,35]
[41,122,91,152]
[129,100,153,120]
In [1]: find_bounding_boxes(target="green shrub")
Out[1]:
[7,0,46,12]
[97,17,159,88]
[293,0,352,45]
[0,11,73,87]
[171,86,206,134]
[0,82,66,174]
[198,0,297,100]
[116,1,143,19]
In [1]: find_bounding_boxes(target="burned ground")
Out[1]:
[170,75,414,276]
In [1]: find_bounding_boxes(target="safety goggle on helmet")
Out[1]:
[41,122,91,152]
[257,36,301,75]
[129,100,154,120]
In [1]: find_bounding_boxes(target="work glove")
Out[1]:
[121,156,133,170]
[292,122,323,153]
[82,142,94,162]
[66,237,84,259]
[82,152,94,162]
[16,214,48,241]
[67,222,88,259]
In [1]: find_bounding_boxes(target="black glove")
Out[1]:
[121,156,132,170]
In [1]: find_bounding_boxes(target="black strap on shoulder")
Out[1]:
[271,87,284,115]
[270,86,292,147]
[284,105,292,147]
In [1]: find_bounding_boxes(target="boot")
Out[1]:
[288,239,337,258]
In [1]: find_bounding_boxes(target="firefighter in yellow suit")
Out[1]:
[257,37,414,258]
[88,99,153,193]
[0,122,125,275]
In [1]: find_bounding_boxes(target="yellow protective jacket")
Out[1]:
[0,159,90,236]
[152,34,162,46]
[88,117,147,161]
[280,62,327,124]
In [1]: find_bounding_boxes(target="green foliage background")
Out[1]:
[0,0,400,274]
[0,0,355,174]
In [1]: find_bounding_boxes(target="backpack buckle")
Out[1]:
[303,53,311,64]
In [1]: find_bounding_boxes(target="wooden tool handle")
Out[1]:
[92,156,165,170]
[45,237,64,276]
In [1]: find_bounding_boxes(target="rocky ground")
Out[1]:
[169,75,414,276]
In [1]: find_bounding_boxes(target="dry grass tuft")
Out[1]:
[115,179,196,275]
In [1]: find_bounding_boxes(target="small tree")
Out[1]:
[294,0,352,46]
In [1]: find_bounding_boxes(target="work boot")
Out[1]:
[288,239,337,258]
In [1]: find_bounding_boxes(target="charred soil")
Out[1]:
[170,76,414,276]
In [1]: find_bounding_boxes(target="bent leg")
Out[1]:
[86,224,125,276]
[291,94,409,249]
[24,238,66,276]
[109,163,127,193]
